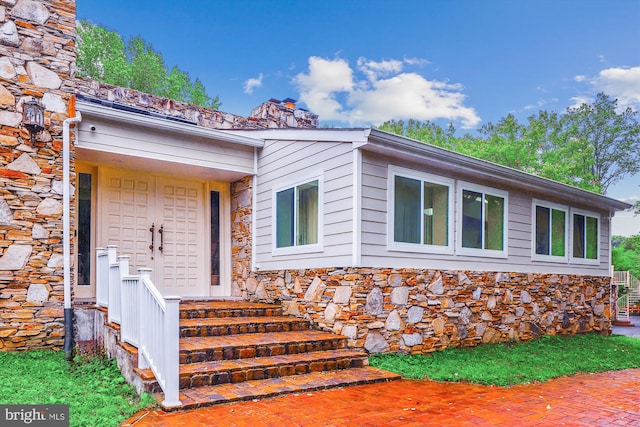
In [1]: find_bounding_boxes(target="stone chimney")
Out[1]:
[0,0,77,351]
[249,98,318,129]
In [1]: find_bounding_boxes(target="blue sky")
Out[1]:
[77,0,640,205]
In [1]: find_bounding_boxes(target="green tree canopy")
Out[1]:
[380,93,640,195]
[76,21,221,109]
[612,234,640,279]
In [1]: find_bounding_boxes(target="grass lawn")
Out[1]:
[0,351,155,427]
[369,333,640,386]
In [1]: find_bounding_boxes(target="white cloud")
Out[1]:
[243,73,264,95]
[568,96,593,110]
[590,66,640,110]
[404,57,430,67]
[621,194,640,204]
[574,75,586,82]
[523,99,546,111]
[293,56,480,128]
[292,57,354,120]
[357,58,404,81]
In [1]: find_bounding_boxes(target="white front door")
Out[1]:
[100,168,207,296]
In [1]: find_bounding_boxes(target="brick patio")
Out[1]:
[123,368,640,426]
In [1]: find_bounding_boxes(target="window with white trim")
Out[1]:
[458,183,508,257]
[571,209,599,262]
[275,179,320,249]
[389,168,453,253]
[532,200,568,262]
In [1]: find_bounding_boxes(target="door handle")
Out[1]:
[158,224,164,253]
[149,223,155,252]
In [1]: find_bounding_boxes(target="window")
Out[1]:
[210,190,220,286]
[532,200,568,262]
[389,168,453,253]
[571,210,599,263]
[275,179,320,250]
[77,172,92,286]
[458,183,508,257]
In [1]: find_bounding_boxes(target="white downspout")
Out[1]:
[62,110,82,359]
[251,146,258,272]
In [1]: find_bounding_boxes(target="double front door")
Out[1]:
[101,169,207,296]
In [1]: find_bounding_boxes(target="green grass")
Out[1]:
[370,333,640,386]
[0,351,155,427]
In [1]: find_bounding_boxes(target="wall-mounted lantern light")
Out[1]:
[22,97,45,144]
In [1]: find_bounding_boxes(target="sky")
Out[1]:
[77,0,640,212]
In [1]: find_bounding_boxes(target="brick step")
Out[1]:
[179,330,346,364]
[138,349,369,391]
[180,316,310,338]
[158,367,401,411]
[180,301,282,319]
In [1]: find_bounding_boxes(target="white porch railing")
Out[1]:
[95,246,182,408]
[95,247,109,307]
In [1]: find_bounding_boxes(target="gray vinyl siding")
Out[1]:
[360,151,612,276]
[254,139,354,270]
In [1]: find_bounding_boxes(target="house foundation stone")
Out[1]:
[234,267,612,354]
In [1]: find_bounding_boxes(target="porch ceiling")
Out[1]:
[76,147,250,181]
[75,100,261,181]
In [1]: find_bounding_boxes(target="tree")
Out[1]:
[379,119,457,150]
[76,21,221,109]
[76,21,129,87]
[379,93,640,195]
[612,234,640,279]
[557,93,640,193]
[126,36,166,95]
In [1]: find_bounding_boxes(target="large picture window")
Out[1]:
[389,168,453,254]
[533,200,567,261]
[571,210,599,262]
[458,183,508,257]
[275,179,320,249]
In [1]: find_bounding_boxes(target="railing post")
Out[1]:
[106,245,119,323]
[107,245,118,264]
[137,268,153,370]
[96,248,107,307]
[117,255,131,342]
[118,255,130,277]
[162,295,182,408]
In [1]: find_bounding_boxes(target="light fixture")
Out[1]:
[22,97,45,144]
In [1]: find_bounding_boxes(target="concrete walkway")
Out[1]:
[613,316,640,337]
[123,367,640,426]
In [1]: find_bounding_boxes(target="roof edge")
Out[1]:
[367,128,632,212]
[76,99,265,148]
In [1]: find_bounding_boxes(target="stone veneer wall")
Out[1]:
[0,0,76,351]
[74,78,318,129]
[230,175,253,297]
[235,268,611,353]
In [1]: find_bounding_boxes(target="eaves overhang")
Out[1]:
[76,99,265,149]
[365,128,632,212]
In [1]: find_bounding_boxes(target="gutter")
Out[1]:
[366,129,632,212]
[62,108,82,360]
[76,100,264,149]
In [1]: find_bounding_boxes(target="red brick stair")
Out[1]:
[135,300,399,409]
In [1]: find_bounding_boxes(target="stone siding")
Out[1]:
[75,78,318,130]
[235,268,611,353]
[0,0,76,351]
[230,175,253,297]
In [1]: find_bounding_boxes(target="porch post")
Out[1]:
[162,295,182,408]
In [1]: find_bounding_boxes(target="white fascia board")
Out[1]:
[76,100,265,148]
[366,129,632,212]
